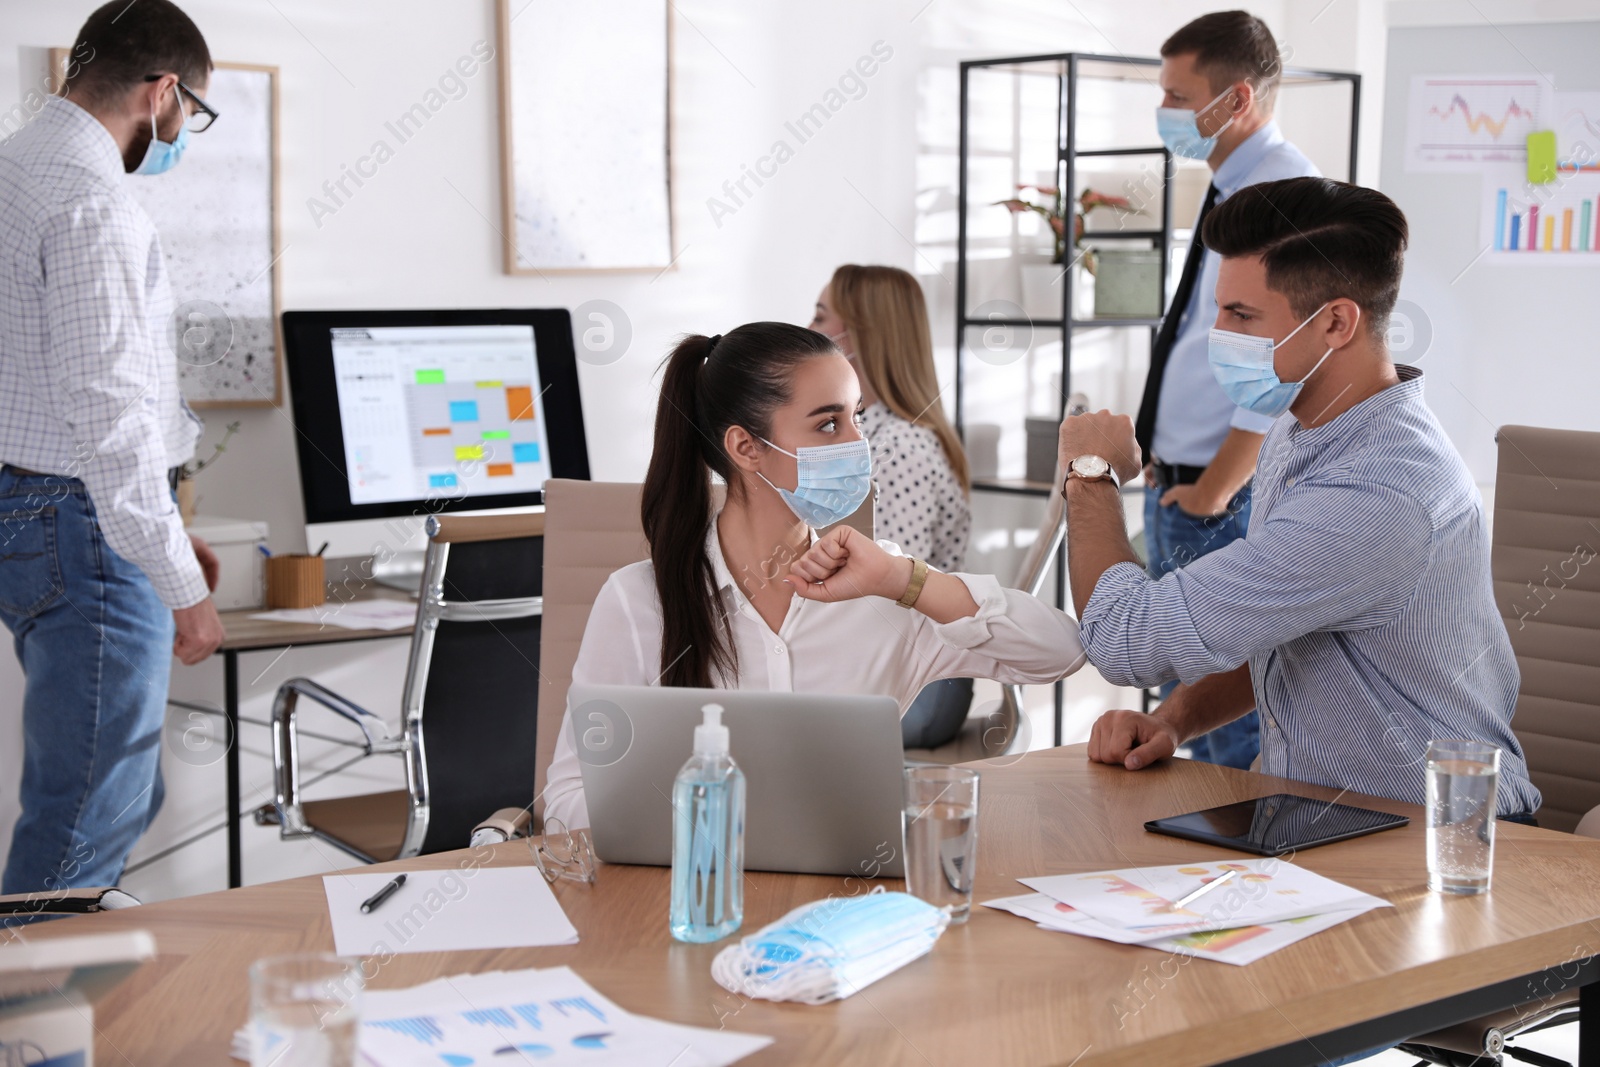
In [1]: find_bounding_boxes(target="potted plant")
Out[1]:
[995,185,1142,319]
[994,185,1140,273]
[177,420,240,525]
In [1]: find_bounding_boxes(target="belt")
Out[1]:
[1149,459,1206,487]
[5,464,183,492]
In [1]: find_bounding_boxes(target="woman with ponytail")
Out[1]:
[542,322,1085,829]
[812,265,975,749]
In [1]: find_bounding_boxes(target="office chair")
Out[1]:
[473,478,874,843]
[1400,424,1600,1067]
[256,512,544,862]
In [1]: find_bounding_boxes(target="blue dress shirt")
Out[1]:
[1081,367,1541,817]
[1151,122,1320,467]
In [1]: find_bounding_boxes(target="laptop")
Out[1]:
[567,684,906,878]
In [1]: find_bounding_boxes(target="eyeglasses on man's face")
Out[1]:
[142,74,219,133]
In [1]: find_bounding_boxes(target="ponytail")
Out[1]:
[640,323,837,688]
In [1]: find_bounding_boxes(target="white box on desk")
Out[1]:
[187,515,268,611]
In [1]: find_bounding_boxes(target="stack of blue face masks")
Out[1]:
[710,887,950,1005]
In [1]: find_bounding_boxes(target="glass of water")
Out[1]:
[903,766,980,923]
[1426,740,1500,895]
[250,953,363,1067]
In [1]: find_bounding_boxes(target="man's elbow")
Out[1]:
[1079,620,1173,690]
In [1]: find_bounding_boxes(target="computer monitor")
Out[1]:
[282,308,589,571]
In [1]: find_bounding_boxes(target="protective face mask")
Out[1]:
[711,887,950,1005]
[1208,302,1352,418]
[135,87,189,176]
[756,435,871,529]
[1156,86,1238,160]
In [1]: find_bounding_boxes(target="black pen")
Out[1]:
[360,873,407,914]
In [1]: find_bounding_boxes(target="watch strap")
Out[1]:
[896,557,930,608]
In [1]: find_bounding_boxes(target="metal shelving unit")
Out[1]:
[953,51,1361,745]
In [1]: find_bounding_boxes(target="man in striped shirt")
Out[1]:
[1058,177,1539,818]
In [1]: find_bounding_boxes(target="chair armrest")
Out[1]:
[471,806,534,846]
[0,887,141,916]
[269,677,397,838]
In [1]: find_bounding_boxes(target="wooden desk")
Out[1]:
[27,746,1600,1066]
[212,585,416,888]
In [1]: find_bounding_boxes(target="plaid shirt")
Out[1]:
[0,95,205,609]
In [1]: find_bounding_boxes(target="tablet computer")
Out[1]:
[1144,794,1409,856]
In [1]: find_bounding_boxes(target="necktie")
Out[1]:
[1135,182,1219,456]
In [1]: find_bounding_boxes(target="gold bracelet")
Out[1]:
[896,557,930,609]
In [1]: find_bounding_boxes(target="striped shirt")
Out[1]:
[0,95,205,608]
[1080,366,1540,816]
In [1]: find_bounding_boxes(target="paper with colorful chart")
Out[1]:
[1019,859,1387,941]
[982,893,1382,966]
[354,967,771,1067]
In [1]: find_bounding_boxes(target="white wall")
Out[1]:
[2,0,1384,898]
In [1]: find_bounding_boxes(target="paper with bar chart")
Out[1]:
[1405,73,1551,172]
[1480,163,1600,265]
[330,324,554,506]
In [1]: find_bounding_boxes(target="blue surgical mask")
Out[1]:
[1156,86,1238,161]
[135,88,189,176]
[756,435,871,529]
[710,887,949,1004]
[1208,302,1350,418]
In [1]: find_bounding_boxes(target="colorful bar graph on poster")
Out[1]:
[1529,204,1539,250]
[506,385,535,421]
[1543,214,1555,250]
[1510,213,1521,250]
[1494,188,1507,250]
[1584,200,1593,251]
[1563,208,1574,250]
[415,369,445,385]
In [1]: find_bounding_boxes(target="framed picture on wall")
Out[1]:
[49,52,283,407]
[496,0,675,273]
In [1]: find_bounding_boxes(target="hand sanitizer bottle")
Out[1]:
[669,703,745,943]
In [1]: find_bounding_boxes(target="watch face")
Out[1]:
[1073,455,1110,478]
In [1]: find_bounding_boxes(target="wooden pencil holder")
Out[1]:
[265,555,326,609]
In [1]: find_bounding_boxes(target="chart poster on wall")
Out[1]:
[1477,90,1600,265]
[49,54,283,406]
[496,0,673,273]
[1404,73,1551,172]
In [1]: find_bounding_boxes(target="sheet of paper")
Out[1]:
[1404,72,1552,172]
[233,968,773,1065]
[323,868,578,956]
[250,599,417,631]
[1020,858,1387,941]
[983,893,1383,966]
[358,967,771,1067]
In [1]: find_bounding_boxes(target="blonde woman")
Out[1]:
[810,265,974,748]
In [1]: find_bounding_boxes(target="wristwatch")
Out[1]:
[896,557,930,608]
[1062,454,1120,496]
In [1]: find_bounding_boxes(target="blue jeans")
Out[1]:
[901,678,974,749]
[1143,481,1260,770]
[0,468,173,894]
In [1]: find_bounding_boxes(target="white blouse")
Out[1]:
[541,517,1086,829]
[862,402,971,574]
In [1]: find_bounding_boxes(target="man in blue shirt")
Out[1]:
[1056,177,1539,818]
[1136,11,1320,769]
